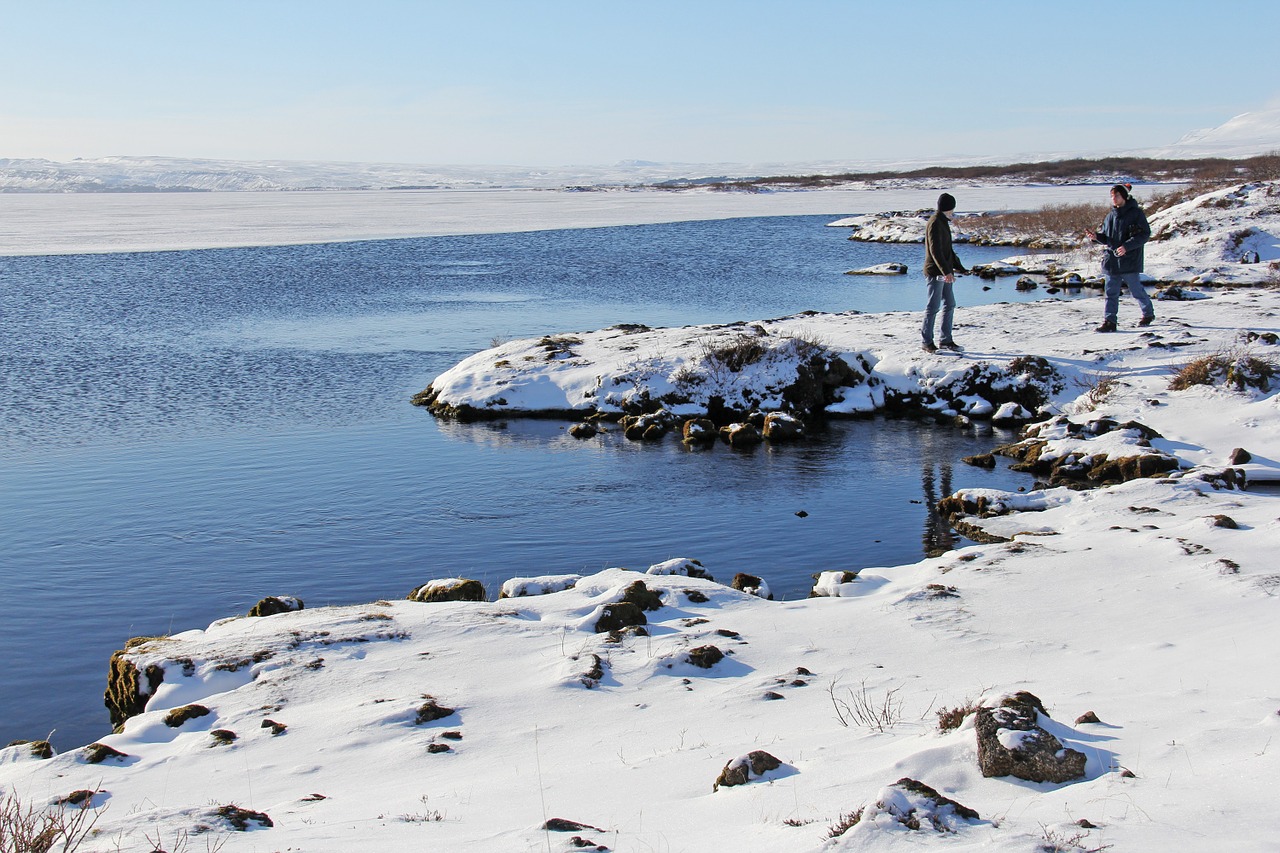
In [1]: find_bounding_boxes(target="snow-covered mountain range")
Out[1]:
[3,109,1277,193]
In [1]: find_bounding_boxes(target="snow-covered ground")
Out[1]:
[3,179,1279,851]
[832,181,1280,286]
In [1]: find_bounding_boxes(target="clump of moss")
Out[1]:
[164,704,211,728]
[210,729,238,746]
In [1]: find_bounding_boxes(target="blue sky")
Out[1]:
[3,0,1277,166]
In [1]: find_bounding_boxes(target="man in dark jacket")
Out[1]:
[1085,183,1154,332]
[922,192,969,352]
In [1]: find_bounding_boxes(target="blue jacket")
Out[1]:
[1092,197,1150,275]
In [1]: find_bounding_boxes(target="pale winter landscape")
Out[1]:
[2,161,1279,852]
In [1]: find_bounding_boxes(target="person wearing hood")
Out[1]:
[1085,183,1154,332]
[921,192,969,353]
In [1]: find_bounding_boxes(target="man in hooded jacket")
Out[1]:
[921,192,969,352]
[1085,183,1154,332]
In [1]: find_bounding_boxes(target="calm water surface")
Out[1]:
[0,216,1072,749]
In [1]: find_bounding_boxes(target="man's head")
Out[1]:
[937,193,956,214]
[1110,183,1132,207]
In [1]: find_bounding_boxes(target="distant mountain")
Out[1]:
[1149,107,1280,158]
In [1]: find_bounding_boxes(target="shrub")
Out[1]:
[699,333,767,373]
[0,791,100,853]
[1169,350,1279,392]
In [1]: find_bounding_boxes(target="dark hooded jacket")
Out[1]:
[1092,197,1151,275]
[923,212,967,279]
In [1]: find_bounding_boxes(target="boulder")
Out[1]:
[1015,276,1038,291]
[407,578,487,603]
[593,602,648,634]
[731,573,773,600]
[105,637,167,731]
[974,693,1086,783]
[681,418,718,445]
[721,422,762,448]
[762,411,804,441]
[248,596,304,618]
[646,557,714,581]
[568,422,598,439]
[712,750,783,791]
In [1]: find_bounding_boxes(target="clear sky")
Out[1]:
[3,0,1277,167]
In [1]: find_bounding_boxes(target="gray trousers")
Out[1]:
[923,276,955,344]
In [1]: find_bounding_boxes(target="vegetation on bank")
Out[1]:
[650,152,1280,192]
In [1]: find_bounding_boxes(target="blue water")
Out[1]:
[0,215,1069,750]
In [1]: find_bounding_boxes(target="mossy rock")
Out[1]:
[213,804,274,830]
[594,602,648,634]
[687,645,725,669]
[210,729,238,746]
[164,704,211,728]
[6,739,53,759]
[407,578,487,603]
[105,640,167,731]
[84,742,129,764]
[415,696,456,724]
[621,580,664,612]
[248,596,304,617]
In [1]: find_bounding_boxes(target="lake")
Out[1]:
[0,213,1078,750]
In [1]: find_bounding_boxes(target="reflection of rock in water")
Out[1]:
[921,461,957,557]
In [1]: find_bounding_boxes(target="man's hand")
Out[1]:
[1115,246,1127,257]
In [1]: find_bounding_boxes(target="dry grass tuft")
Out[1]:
[1169,350,1279,393]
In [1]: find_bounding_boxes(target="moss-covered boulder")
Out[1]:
[248,596,304,617]
[105,637,167,731]
[407,578,487,603]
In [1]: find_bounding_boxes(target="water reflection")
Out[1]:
[920,459,958,557]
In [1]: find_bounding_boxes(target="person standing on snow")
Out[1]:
[1084,183,1154,332]
[921,192,969,353]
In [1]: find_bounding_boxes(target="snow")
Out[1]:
[3,184,1280,853]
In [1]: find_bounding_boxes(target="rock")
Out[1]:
[212,804,273,831]
[687,645,725,669]
[681,417,718,445]
[975,693,1086,783]
[721,422,762,448]
[762,411,805,441]
[712,750,783,791]
[5,739,53,759]
[963,453,996,468]
[164,704,211,728]
[543,818,604,833]
[57,789,99,807]
[593,602,648,633]
[499,574,581,598]
[210,729,238,746]
[839,778,980,836]
[407,578,487,603]
[84,742,130,764]
[1075,711,1101,725]
[845,262,908,275]
[620,580,665,611]
[646,557,713,581]
[810,571,859,597]
[1015,276,1038,291]
[261,719,287,735]
[1209,514,1239,529]
[415,696,456,724]
[248,595,304,617]
[1229,447,1252,464]
[427,742,451,753]
[731,572,773,600]
[105,637,167,731]
[568,422,598,439]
